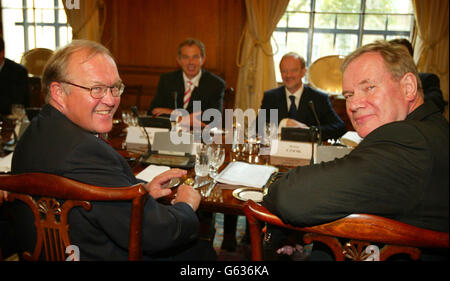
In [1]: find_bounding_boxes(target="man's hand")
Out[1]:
[177,111,206,128]
[0,190,8,205]
[171,184,201,211]
[144,168,187,199]
[286,118,309,129]
[151,107,174,117]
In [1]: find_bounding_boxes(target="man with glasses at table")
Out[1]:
[4,40,216,260]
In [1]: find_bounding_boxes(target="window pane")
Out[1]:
[59,26,73,47]
[366,0,413,13]
[273,31,287,50]
[287,0,311,12]
[2,0,23,9]
[37,26,56,49]
[35,7,55,23]
[27,8,35,22]
[34,0,55,9]
[286,32,308,57]
[316,0,360,13]
[387,15,413,31]
[336,34,358,56]
[364,15,386,30]
[311,33,335,63]
[2,25,25,62]
[315,13,336,28]
[288,12,310,28]
[59,8,68,23]
[28,26,36,49]
[337,14,359,29]
[362,34,385,45]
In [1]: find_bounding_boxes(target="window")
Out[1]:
[272,0,414,82]
[1,0,72,62]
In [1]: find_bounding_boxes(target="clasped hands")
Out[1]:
[144,168,200,211]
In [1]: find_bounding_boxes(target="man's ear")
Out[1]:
[200,55,206,67]
[400,72,419,101]
[49,82,67,110]
[300,67,307,78]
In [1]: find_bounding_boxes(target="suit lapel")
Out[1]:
[176,71,185,109]
[277,87,289,120]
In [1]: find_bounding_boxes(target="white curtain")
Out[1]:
[412,0,449,120]
[63,0,106,42]
[235,0,290,116]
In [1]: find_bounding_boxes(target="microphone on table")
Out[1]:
[131,106,152,159]
[171,91,178,109]
[308,100,322,145]
[308,100,322,165]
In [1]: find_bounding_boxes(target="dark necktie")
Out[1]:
[288,95,297,119]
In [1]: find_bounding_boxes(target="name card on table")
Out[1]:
[270,139,317,160]
[125,126,169,152]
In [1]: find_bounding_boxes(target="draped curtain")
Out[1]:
[412,0,449,120]
[63,0,106,42]
[235,0,289,116]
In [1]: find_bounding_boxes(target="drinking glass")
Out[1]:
[195,144,210,178]
[11,104,26,122]
[208,144,225,178]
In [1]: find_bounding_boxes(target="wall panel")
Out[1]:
[102,0,246,111]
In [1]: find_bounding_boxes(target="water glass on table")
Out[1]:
[195,144,210,178]
[11,104,26,123]
[208,144,225,179]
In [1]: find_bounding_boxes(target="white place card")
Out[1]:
[125,126,169,151]
[270,139,317,160]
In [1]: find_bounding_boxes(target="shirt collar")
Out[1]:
[183,70,202,88]
[285,84,304,105]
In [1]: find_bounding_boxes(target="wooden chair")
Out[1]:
[223,87,236,110]
[0,173,148,261]
[243,200,449,261]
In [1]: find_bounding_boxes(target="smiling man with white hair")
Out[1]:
[262,40,448,260]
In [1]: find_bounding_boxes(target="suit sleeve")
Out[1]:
[262,122,432,227]
[203,75,225,113]
[148,73,171,114]
[63,138,199,255]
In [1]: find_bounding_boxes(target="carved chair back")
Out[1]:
[243,200,449,261]
[0,173,147,261]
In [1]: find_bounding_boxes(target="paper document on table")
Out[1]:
[216,161,278,188]
[136,164,170,182]
[0,153,13,173]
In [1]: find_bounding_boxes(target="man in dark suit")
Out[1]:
[263,41,448,260]
[389,38,448,113]
[0,36,30,115]
[5,40,216,260]
[258,52,347,141]
[148,38,225,126]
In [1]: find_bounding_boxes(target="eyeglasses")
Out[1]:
[60,81,125,99]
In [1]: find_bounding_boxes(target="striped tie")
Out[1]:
[183,81,193,109]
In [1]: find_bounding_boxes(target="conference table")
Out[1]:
[107,120,308,216]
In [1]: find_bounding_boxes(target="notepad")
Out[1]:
[136,164,171,182]
[215,161,278,188]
